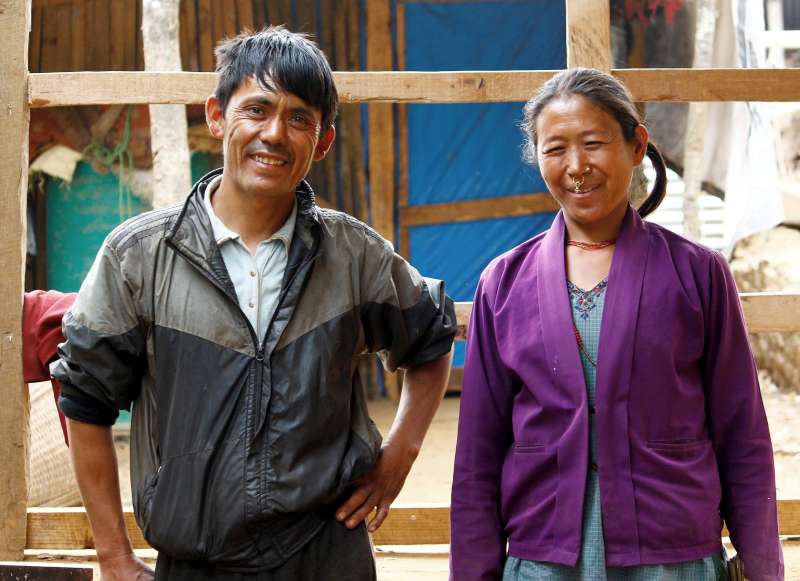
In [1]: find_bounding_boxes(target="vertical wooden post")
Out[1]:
[0,0,32,561]
[366,0,400,400]
[565,0,611,70]
[143,0,192,208]
[366,0,395,243]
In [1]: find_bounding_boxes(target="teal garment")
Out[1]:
[502,279,728,581]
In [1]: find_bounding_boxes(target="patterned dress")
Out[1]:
[502,279,728,581]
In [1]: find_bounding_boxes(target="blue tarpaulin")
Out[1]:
[402,0,566,365]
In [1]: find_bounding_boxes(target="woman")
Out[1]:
[450,68,783,581]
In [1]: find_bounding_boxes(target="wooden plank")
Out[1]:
[295,0,315,36]
[740,292,800,333]
[122,0,138,70]
[94,0,110,71]
[222,0,238,37]
[39,6,59,72]
[23,501,800,548]
[397,1,410,257]
[366,0,398,399]
[180,0,195,71]
[197,0,214,71]
[30,6,43,73]
[55,3,73,72]
[236,0,255,32]
[135,0,143,70]
[110,0,126,70]
[0,0,31,562]
[345,0,367,223]
[269,0,292,27]
[366,0,395,242]
[0,562,93,580]
[447,367,463,393]
[252,0,266,29]
[210,0,225,45]
[565,0,611,70]
[332,1,353,215]
[400,193,559,228]
[29,68,800,107]
[70,2,86,72]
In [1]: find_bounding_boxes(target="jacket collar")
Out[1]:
[166,168,321,285]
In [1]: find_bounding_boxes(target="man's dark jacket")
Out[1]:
[52,169,456,571]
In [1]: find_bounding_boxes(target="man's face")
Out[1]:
[206,75,335,202]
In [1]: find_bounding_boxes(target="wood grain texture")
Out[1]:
[0,0,31,562]
[740,293,800,333]
[29,69,800,106]
[236,0,254,32]
[70,2,85,71]
[400,193,559,228]
[366,0,395,243]
[24,501,800,548]
[110,0,126,70]
[0,562,93,580]
[30,6,43,73]
[566,0,611,70]
[197,0,214,71]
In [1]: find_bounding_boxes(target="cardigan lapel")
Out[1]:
[536,211,588,407]
[594,205,650,558]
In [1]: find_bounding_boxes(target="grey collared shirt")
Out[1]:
[203,176,296,344]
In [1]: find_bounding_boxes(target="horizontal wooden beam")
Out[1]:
[400,193,558,228]
[28,68,800,107]
[739,292,800,333]
[24,500,800,549]
[455,293,800,340]
[0,562,93,580]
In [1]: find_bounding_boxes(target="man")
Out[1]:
[53,27,455,580]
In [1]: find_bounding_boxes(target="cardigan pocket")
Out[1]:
[512,442,546,454]
[646,438,708,455]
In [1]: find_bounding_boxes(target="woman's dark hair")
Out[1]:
[214,26,338,135]
[521,68,666,218]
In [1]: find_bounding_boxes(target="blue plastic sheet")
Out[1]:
[402,1,566,365]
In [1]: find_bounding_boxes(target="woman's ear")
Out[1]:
[206,95,225,139]
[632,124,649,165]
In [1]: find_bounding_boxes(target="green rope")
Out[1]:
[82,105,135,221]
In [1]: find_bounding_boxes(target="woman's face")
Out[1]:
[535,94,648,234]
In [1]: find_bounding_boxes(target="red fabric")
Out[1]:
[22,290,77,446]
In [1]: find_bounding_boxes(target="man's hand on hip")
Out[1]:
[336,441,417,533]
[98,552,155,580]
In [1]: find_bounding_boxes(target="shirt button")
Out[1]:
[590,462,599,471]
[249,302,255,308]
[250,271,256,277]
[589,405,596,414]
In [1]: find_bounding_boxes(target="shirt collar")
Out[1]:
[203,175,296,250]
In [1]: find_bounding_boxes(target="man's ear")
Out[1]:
[206,95,225,139]
[313,126,336,161]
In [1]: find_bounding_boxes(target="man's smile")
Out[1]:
[251,154,287,167]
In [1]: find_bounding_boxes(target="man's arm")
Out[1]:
[68,419,154,580]
[336,351,452,532]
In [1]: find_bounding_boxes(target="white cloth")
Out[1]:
[203,176,296,343]
[702,0,784,255]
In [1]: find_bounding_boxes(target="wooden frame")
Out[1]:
[3,0,800,570]
[22,499,800,548]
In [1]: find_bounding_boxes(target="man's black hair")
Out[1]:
[214,26,339,133]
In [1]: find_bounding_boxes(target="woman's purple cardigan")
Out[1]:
[450,208,783,581]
